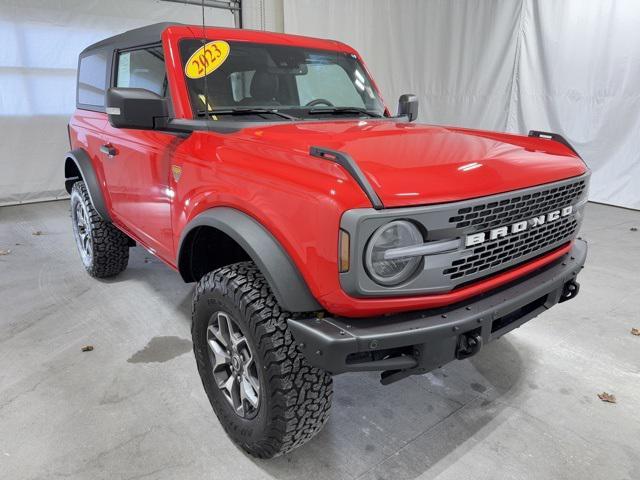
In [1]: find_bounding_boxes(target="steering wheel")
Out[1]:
[305,98,334,107]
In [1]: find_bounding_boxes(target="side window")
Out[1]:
[296,64,364,107]
[78,51,108,107]
[116,47,166,96]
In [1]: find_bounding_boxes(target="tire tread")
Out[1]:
[71,181,129,278]
[192,262,332,458]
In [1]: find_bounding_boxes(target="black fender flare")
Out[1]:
[64,148,111,221]
[178,207,321,313]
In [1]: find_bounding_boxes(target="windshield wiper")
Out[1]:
[307,107,382,118]
[196,108,299,121]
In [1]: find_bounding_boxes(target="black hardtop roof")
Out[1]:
[80,22,183,56]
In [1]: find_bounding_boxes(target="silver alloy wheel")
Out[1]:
[207,311,260,418]
[72,199,93,265]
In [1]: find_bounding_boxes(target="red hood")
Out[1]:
[234,119,587,208]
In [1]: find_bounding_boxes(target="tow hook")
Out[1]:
[559,280,580,303]
[455,330,483,360]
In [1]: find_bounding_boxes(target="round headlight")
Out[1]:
[364,220,423,286]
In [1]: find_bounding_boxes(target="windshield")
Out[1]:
[179,39,385,121]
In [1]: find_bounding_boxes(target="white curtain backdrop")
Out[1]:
[284,0,640,210]
[0,0,234,206]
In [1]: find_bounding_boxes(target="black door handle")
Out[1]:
[100,144,117,157]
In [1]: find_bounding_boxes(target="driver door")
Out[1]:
[99,45,179,263]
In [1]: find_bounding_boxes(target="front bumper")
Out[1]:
[288,239,587,383]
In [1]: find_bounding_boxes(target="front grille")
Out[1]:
[441,177,586,284]
[443,216,578,281]
[340,172,588,298]
[448,179,586,231]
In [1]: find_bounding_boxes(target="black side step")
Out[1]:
[528,130,581,158]
[310,146,384,210]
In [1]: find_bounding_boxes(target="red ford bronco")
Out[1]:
[65,23,589,457]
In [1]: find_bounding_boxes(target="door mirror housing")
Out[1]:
[397,94,419,122]
[106,88,169,130]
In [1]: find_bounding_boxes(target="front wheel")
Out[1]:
[192,262,333,458]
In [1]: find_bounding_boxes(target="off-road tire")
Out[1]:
[70,181,129,278]
[192,262,333,458]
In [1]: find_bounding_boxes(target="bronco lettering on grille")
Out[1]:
[465,206,574,247]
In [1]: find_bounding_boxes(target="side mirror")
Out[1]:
[397,94,419,122]
[106,88,169,130]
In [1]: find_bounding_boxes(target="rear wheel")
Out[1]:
[70,181,129,278]
[192,262,333,458]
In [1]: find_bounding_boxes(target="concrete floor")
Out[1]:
[0,200,639,480]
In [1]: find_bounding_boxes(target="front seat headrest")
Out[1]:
[250,70,279,102]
